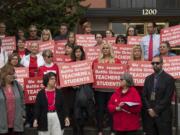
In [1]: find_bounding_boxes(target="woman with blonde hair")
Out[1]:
[66,32,76,46]
[93,43,121,135]
[130,45,144,96]
[95,43,119,64]
[41,29,52,41]
[82,21,92,34]
[130,45,144,61]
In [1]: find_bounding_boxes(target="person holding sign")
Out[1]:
[71,45,85,61]
[108,73,142,135]
[126,26,137,37]
[66,32,76,46]
[0,38,8,68]
[28,25,40,40]
[95,33,104,47]
[130,45,144,61]
[159,41,176,57]
[13,39,30,59]
[21,42,45,77]
[142,55,175,135]
[0,64,25,135]
[7,53,22,67]
[82,21,92,34]
[20,42,44,127]
[115,35,127,44]
[93,43,121,135]
[38,49,60,85]
[105,30,114,38]
[0,22,7,38]
[33,72,70,135]
[41,29,52,42]
[140,22,160,61]
[54,23,69,41]
[64,44,74,58]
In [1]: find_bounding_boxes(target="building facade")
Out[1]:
[81,0,180,35]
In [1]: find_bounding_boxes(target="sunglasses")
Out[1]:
[46,55,53,58]
[151,62,161,65]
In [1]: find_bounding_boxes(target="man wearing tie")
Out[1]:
[140,22,160,61]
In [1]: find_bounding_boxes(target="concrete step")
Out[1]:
[24,127,178,135]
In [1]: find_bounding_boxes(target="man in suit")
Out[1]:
[142,55,175,135]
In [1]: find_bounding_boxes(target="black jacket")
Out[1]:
[142,70,175,121]
[34,89,67,131]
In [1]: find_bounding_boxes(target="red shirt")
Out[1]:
[38,63,60,85]
[45,90,56,111]
[4,86,15,128]
[29,56,38,77]
[108,87,142,131]
[18,50,25,59]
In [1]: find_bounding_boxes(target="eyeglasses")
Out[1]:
[30,30,37,32]
[151,62,161,65]
[46,55,53,58]
[118,39,125,42]
[159,46,167,49]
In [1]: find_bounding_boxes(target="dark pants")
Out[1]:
[73,116,85,135]
[0,129,22,135]
[25,104,34,127]
[95,91,114,132]
[142,111,172,135]
[62,87,84,135]
[116,130,141,135]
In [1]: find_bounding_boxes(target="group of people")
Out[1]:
[0,21,177,135]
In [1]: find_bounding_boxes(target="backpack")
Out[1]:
[75,84,94,107]
[74,84,95,119]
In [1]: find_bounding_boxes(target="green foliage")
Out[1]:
[0,0,88,35]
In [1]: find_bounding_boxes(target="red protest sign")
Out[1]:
[39,40,55,53]
[127,36,142,45]
[15,67,29,87]
[76,34,96,47]
[103,37,116,45]
[58,60,94,87]
[93,63,127,89]
[54,40,67,55]
[113,44,133,64]
[25,40,41,50]
[83,46,100,61]
[1,36,16,54]
[128,61,153,86]
[160,25,180,47]
[54,54,71,63]
[24,77,43,104]
[163,56,180,79]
